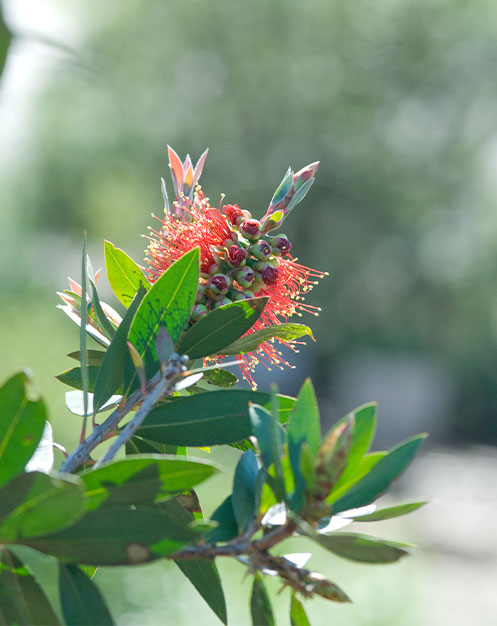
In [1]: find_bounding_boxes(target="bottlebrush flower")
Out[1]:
[146,146,327,387]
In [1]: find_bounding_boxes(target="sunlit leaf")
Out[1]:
[221,323,313,356]
[104,240,150,307]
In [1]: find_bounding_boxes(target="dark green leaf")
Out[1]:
[329,403,378,495]
[0,549,60,625]
[232,450,259,532]
[205,496,238,543]
[56,366,101,392]
[68,350,106,367]
[301,524,410,564]
[0,471,85,541]
[22,507,201,565]
[202,368,238,387]
[351,501,427,522]
[177,297,268,358]
[128,247,199,369]
[221,323,313,356]
[0,372,46,488]
[80,455,219,511]
[330,434,427,513]
[250,574,274,626]
[104,240,150,307]
[249,404,285,501]
[290,593,310,626]
[287,379,321,510]
[136,391,295,447]
[175,560,227,625]
[59,563,114,625]
[93,286,145,415]
[89,280,116,341]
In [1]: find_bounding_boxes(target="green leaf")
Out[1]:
[324,452,386,506]
[351,501,427,522]
[0,471,85,541]
[205,496,239,543]
[232,450,259,532]
[68,350,106,367]
[128,247,199,376]
[249,404,285,501]
[313,416,353,498]
[221,323,313,356]
[301,524,410,564]
[93,286,146,415]
[329,403,378,494]
[104,240,150,307]
[80,455,219,511]
[56,366,101,392]
[290,593,310,626]
[176,297,268,358]
[330,434,427,514]
[136,390,296,447]
[22,507,201,565]
[250,574,274,626]
[175,560,227,625]
[0,549,61,625]
[202,368,238,387]
[0,372,47,488]
[90,280,116,341]
[59,563,114,625]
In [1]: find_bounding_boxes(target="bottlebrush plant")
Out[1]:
[0,148,426,626]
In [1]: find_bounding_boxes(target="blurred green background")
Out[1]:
[1,1,496,624]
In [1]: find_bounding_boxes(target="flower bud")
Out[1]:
[195,283,206,303]
[254,262,279,285]
[249,240,272,260]
[206,273,231,298]
[235,266,254,288]
[227,245,248,268]
[270,234,292,256]
[214,296,232,308]
[239,219,261,241]
[191,304,208,321]
[222,204,244,226]
[233,289,255,301]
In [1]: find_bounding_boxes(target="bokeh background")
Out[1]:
[1,1,496,624]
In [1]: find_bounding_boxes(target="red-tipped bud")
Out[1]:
[191,304,208,321]
[235,266,254,288]
[206,273,231,298]
[293,161,319,189]
[240,219,261,240]
[222,204,245,226]
[255,262,279,285]
[249,240,272,260]
[270,234,292,256]
[227,245,248,268]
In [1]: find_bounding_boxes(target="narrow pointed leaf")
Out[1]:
[93,286,145,414]
[0,549,60,625]
[202,368,238,388]
[0,372,46,488]
[56,365,101,392]
[330,434,427,513]
[136,390,295,447]
[67,350,106,367]
[249,404,285,501]
[81,236,89,423]
[128,247,199,371]
[205,496,238,543]
[59,563,114,625]
[90,280,115,341]
[220,323,313,356]
[290,593,310,626]
[177,298,268,358]
[104,241,150,307]
[232,450,259,532]
[22,507,201,565]
[250,574,274,626]
[350,501,427,522]
[80,455,219,511]
[175,560,227,625]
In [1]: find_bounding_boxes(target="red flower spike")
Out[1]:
[146,148,327,388]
